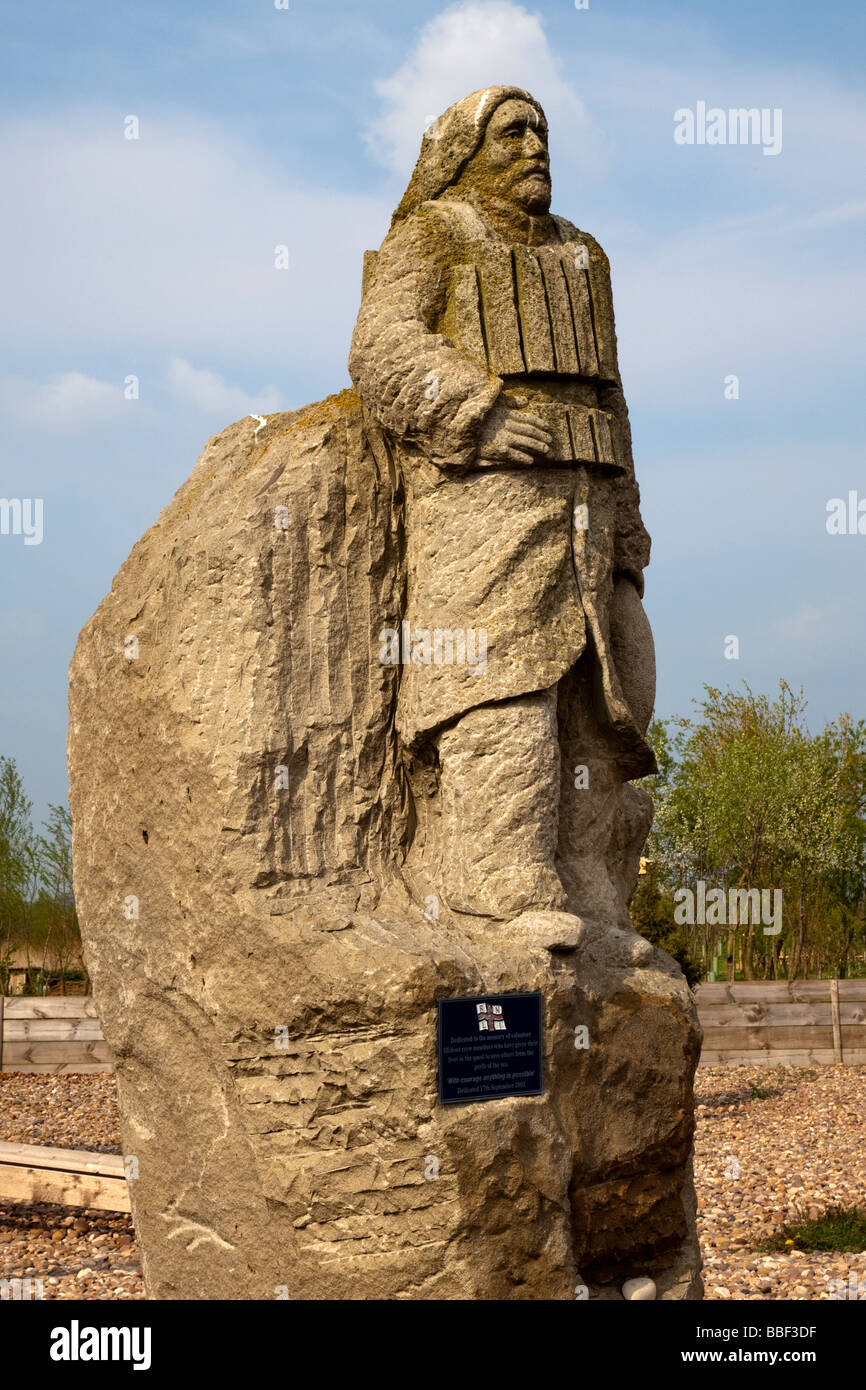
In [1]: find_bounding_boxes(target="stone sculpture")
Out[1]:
[68,87,703,1300]
[350,87,656,945]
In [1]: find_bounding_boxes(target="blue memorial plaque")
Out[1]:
[437,992,544,1104]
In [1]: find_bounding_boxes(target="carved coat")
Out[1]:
[349,192,654,776]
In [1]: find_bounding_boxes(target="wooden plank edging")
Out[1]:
[0,1164,130,1213]
[0,1141,125,1177]
[830,978,843,1063]
[0,1141,130,1213]
[3,997,100,1019]
[3,995,866,1074]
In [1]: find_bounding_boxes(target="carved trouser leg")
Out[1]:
[555,659,623,929]
[555,655,648,931]
[436,689,567,918]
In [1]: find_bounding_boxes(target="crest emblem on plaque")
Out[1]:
[476,1002,506,1032]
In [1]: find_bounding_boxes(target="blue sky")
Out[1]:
[1,0,864,827]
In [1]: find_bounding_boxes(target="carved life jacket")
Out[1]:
[358,208,654,772]
[440,238,623,469]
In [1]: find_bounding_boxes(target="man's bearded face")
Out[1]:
[463,99,551,215]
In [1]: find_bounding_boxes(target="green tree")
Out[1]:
[31,804,85,993]
[0,761,86,993]
[0,756,39,985]
[640,683,866,981]
[630,858,702,987]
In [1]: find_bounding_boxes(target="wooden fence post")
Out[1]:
[829,977,843,1064]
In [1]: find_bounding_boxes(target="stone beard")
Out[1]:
[350,86,657,932]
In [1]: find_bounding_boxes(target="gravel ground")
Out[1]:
[0,1073,143,1301]
[694,1063,866,1301]
[0,1073,122,1154]
[1,1066,864,1300]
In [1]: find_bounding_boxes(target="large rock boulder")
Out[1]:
[68,394,702,1299]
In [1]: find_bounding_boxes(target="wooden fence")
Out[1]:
[694,979,866,1066]
[3,986,866,1073]
[0,1140,130,1211]
[0,996,113,1073]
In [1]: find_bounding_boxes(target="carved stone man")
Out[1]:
[68,85,703,1301]
[350,86,656,943]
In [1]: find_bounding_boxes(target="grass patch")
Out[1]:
[748,1081,770,1100]
[756,1205,866,1254]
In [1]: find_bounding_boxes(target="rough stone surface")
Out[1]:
[5,1067,864,1301]
[68,86,702,1300]
[622,1276,657,1300]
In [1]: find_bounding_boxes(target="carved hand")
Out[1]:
[476,400,552,467]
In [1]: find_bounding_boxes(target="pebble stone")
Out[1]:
[1,1065,865,1301]
[0,1073,142,1301]
[694,1063,866,1301]
[622,1276,657,1300]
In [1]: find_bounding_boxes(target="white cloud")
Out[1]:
[0,360,282,433]
[166,358,281,416]
[0,110,391,384]
[361,0,865,411]
[777,604,845,649]
[364,0,605,180]
[0,19,862,451]
[0,371,129,431]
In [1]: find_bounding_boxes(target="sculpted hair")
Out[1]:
[391,85,546,227]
